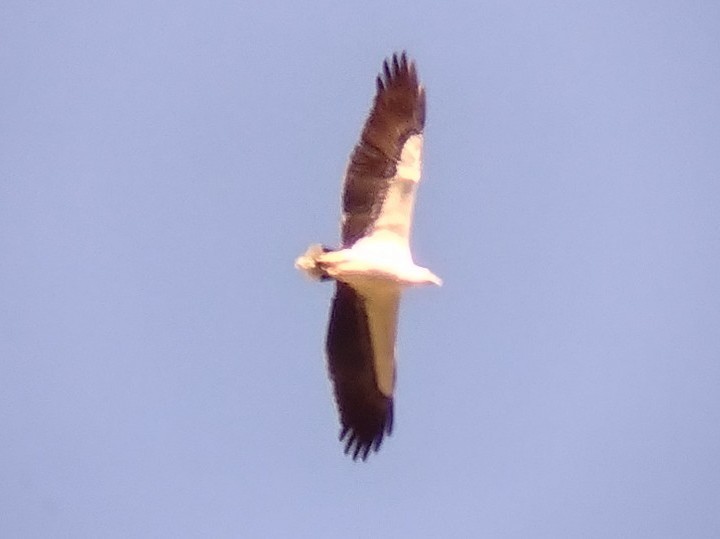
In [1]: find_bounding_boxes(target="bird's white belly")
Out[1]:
[318,245,418,287]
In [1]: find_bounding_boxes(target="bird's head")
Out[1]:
[416,266,442,287]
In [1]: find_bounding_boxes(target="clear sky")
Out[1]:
[2,1,719,537]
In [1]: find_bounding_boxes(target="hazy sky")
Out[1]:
[2,1,720,537]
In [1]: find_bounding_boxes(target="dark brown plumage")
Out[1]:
[326,283,395,460]
[341,52,426,247]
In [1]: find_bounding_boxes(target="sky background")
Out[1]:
[2,1,720,537]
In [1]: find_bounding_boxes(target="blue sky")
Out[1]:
[2,1,719,537]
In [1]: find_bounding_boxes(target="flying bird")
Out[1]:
[295,52,441,461]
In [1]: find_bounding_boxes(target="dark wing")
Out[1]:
[341,51,426,247]
[326,282,396,461]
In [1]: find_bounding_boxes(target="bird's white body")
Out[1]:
[296,241,440,288]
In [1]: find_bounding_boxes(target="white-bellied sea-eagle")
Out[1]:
[295,52,441,461]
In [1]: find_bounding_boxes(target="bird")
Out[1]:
[295,52,441,461]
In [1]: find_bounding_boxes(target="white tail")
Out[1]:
[294,244,328,281]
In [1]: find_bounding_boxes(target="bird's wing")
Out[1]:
[326,282,400,460]
[340,52,425,249]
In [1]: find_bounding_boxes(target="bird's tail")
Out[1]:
[294,244,333,281]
